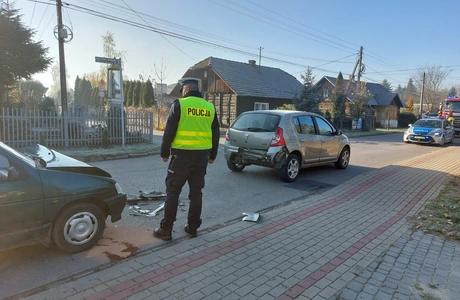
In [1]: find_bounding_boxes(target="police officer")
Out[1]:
[154,78,220,240]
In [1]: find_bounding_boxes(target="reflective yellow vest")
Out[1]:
[171,96,215,150]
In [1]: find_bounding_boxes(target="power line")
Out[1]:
[222,0,358,53]
[29,0,37,26]
[24,0,458,86]
[233,0,403,69]
[38,10,55,41]
[365,65,460,74]
[93,0,259,51]
[58,1,355,70]
[34,0,50,33]
[245,0,357,49]
[364,65,401,85]
[314,54,357,69]
[209,0,357,55]
[27,0,365,72]
[119,0,195,61]
[63,5,73,31]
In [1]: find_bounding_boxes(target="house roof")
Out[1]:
[189,57,303,99]
[321,76,405,108]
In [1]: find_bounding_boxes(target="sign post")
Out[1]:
[95,56,125,146]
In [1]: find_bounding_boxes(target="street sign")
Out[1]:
[98,91,105,97]
[95,56,120,66]
[98,85,105,92]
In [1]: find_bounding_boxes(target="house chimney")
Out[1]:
[248,60,256,66]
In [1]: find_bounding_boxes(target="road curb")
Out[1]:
[73,151,161,163]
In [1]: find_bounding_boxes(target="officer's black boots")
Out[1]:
[184,225,197,238]
[154,225,197,240]
[153,227,172,241]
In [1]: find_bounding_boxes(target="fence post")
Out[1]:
[149,112,154,143]
[63,111,69,147]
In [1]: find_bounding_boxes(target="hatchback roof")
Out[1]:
[242,110,323,117]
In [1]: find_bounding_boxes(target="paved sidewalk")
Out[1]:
[14,147,460,300]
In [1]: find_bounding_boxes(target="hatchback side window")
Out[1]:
[297,116,316,134]
[315,117,334,136]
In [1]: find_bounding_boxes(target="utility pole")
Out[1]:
[419,72,426,118]
[258,47,263,73]
[357,46,363,84]
[56,0,69,146]
[349,46,363,83]
[56,0,68,114]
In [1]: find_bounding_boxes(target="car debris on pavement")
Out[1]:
[128,201,186,217]
[242,212,260,222]
[127,190,166,203]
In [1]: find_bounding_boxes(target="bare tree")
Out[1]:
[85,31,127,90]
[49,63,70,108]
[153,56,171,127]
[153,57,171,107]
[413,64,452,111]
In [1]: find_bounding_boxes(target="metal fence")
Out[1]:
[0,107,154,149]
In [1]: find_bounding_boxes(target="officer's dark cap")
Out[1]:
[178,77,201,92]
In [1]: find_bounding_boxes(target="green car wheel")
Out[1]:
[52,202,106,253]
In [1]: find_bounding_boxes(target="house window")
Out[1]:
[204,70,207,78]
[254,102,269,111]
[323,88,329,98]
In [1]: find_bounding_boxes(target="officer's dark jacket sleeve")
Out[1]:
[209,112,220,160]
[161,100,180,158]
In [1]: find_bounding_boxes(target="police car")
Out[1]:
[403,117,455,146]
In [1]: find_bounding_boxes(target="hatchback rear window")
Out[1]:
[232,113,280,132]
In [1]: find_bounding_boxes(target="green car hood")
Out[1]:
[21,144,111,178]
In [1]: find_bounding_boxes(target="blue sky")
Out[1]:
[12,0,460,93]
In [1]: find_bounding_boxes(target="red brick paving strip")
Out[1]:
[85,151,457,300]
[84,166,404,300]
[279,163,459,299]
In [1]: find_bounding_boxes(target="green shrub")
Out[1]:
[399,112,417,128]
[276,104,297,111]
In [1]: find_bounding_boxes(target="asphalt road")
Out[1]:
[1,133,457,299]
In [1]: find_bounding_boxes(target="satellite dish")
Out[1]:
[53,25,74,43]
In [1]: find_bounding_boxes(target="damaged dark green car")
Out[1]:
[0,142,126,253]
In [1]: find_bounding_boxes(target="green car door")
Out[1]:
[0,146,44,250]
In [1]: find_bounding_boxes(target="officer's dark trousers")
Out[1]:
[161,152,208,231]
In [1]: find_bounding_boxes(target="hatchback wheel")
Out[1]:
[52,202,106,253]
[279,154,300,182]
[227,156,245,172]
[335,147,350,169]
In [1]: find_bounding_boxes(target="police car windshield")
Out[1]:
[413,119,442,128]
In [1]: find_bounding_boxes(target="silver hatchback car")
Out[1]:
[223,110,351,182]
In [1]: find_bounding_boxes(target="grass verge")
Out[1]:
[56,143,161,158]
[408,174,460,241]
[343,128,405,138]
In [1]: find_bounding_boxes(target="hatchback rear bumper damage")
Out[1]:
[225,145,288,169]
